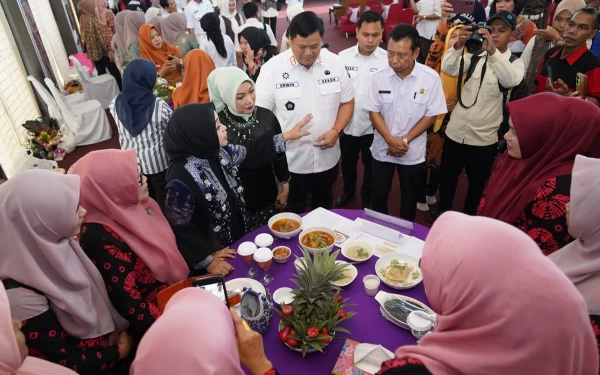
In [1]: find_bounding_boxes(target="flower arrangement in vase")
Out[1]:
[153,75,177,104]
[22,117,63,160]
[275,247,356,357]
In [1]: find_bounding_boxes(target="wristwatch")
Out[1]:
[402,137,409,144]
[333,125,345,138]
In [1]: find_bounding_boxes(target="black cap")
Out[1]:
[487,11,517,30]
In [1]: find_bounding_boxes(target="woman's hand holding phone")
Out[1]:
[230,308,273,375]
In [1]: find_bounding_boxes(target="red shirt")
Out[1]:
[535,44,600,99]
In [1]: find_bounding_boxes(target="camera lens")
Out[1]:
[465,33,484,54]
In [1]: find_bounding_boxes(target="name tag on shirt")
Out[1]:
[276,82,300,89]
[318,77,339,85]
[379,90,391,94]
[370,68,378,72]
[346,66,358,71]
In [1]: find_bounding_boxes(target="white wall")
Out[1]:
[28,0,71,87]
[0,5,41,178]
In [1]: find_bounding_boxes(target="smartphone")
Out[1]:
[576,73,588,100]
[192,275,230,307]
[448,0,475,14]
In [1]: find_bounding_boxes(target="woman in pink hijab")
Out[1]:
[125,11,146,58]
[0,170,133,374]
[1,282,78,375]
[377,212,598,375]
[70,149,189,341]
[131,288,279,375]
[550,155,600,360]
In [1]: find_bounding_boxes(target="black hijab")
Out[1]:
[490,0,525,17]
[201,13,228,58]
[239,27,278,64]
[164,103,220,163]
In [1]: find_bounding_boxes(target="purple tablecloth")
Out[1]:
[229,209,431,375]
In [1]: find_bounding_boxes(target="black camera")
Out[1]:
[465,22,492,54]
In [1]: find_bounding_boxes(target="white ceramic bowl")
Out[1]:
[341,240,374,263]
[268,212,303,239]
[298,227,336,254]
[272,245,292,264]
[332,261,358,287]
[273,287,295,305]
[375,254,423,290]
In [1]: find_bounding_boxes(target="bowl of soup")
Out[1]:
[299,227,336,254]
[272,246,292,263]
[341,240,374,263]
[268,213,303,239]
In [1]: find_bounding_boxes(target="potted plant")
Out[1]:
[275,247,356,357]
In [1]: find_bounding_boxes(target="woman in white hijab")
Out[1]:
[145,6,163,21]
[550,155,600,352]
[280,5,303,52]
[218,0,243,43]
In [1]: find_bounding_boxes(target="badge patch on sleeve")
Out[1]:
[285,101,295,111]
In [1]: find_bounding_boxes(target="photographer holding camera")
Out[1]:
[433,11,524,219]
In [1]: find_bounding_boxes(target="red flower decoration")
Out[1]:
[28,332,38,340]
[149,302,161,319]
[527,228,559,255]
[531,194,569,220]
[123,272,142,299]
[103,225,122,241]
[27,347,47,359]
[134,257,157,284]
[533,178,557,200]
[106,245,132,262]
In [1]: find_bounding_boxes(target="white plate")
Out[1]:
[340,240,374,263]
[225,278,267,314]
[273,287,294,305]
[333,261,358,287]
[375,254,422,290]
[375,291,434,330]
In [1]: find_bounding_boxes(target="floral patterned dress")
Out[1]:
[479,174,573,255]
[79,223,168,341]
[17,302,122,375]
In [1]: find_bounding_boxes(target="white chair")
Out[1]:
[69,55,120,109]
[27,76,85,130]
[45,78,112,146]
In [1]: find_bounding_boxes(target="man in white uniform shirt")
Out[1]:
[335,11,388,209]
[185,0,215,42]
[256,11,355,214]
[365,24,446,221]
[409,0,441,63]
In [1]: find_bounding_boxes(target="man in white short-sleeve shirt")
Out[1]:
[365,24,446,221]
[409,0,441,63]
[256,11,355,214]
[185,0,215,41]
[336,11,388,209]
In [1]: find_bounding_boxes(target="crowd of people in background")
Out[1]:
[1,0,600,373]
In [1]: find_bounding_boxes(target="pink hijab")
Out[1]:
[125,11,146,49]
[550,155,600,315]
[395,212,598,375]
[0,283,78,375]
[161,12,187,45]
[69,149,189,284]
[114,10,131,53]
[0,170,128,339]
[130,288,245,375]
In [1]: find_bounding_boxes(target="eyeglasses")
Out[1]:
[137,163,144,186]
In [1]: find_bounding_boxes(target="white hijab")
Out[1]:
[550,155,600,315]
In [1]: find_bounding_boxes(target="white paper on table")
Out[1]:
[355,231,424,259]
[301,208,361,246]
[354,343,394,374]
[401,236,425,260]
[356,218,404,245]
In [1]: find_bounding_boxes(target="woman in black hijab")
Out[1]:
[238,27,278,82]
[200,13,236,67]
[163,103,286,276]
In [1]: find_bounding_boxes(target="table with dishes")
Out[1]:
[228,209,431,375]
